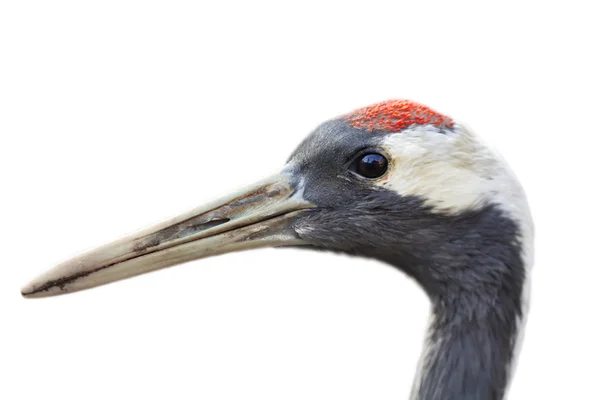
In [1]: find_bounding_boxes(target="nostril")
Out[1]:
[177,217,230,238]
[201,217,230,229]
[134,217,231,252]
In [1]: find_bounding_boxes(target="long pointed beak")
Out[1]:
[21,171,313,298]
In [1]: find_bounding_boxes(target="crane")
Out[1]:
[22,100,534,400]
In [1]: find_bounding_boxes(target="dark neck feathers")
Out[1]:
[295,194,525,399]
[403,204,525,400]
[401,203,525,400]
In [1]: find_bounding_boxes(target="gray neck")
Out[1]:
[293,194,527,399]
[400,205,525,400]
[410,290,521,400]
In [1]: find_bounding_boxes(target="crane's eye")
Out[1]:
[355,153,388,179]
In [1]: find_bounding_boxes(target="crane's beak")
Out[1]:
[21,171,314,298]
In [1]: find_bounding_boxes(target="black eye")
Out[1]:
[355,153,388,178]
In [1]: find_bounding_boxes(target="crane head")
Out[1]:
[21,100,532,300]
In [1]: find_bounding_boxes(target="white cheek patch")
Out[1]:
[379,124,513,214]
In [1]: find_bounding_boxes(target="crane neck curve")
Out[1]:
[292,193,530,399]
[410,289,522,400]
[404,205,527,400]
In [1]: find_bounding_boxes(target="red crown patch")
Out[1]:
[343,100,454,133]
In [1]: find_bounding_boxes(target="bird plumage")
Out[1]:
[22,100,533,400]
[289,102,533,399]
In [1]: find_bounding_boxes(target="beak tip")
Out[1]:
[21,280,52,299]
[21,287,35,299]
[21,282,38,298]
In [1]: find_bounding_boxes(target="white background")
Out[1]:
[1,1,598,399]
